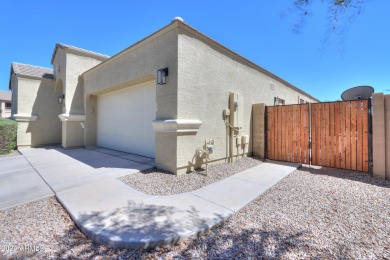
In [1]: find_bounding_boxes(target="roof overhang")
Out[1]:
[51,43,110,65]
[80,20,319,102]
[9,69,53,90]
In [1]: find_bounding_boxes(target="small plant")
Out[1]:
[0,118,17,154]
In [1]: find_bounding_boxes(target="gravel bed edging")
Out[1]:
[119,157,263,196]
[1,165,389,259]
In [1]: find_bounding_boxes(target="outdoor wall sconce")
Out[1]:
[58,94,65,104]
[157,67,168,85]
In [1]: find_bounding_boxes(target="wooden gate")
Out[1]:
[266,100,370,172]
[266,104,310,164]
[311,100,369,171]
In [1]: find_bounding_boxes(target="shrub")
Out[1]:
[0,118,17,154]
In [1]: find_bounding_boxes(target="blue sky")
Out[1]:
[0,0,389,101]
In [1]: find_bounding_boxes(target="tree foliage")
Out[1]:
[288,0,372,47]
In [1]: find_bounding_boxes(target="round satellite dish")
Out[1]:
[172,17,184,23]
[341,85,374,101]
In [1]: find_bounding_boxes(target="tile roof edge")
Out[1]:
[51,43,110,64]
[11,62,53,72]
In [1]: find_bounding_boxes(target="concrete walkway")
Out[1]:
[56,161,300,249]
[1,147,300,249]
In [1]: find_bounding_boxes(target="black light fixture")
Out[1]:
[58,94,65,104]
[157,67,168,85]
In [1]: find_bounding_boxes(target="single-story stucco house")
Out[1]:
[9,18,319,174]
[0,90,12,118]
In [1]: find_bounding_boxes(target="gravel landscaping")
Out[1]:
[1,166,389,259]
[119,157,262,195]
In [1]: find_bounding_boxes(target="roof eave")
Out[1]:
[176,22,320,102]
[13,72,54,82]
[51,43,110,65]
[82,20,181,77]
[9,65,14,90]
[81,20,319,102]
[50,44,59,65]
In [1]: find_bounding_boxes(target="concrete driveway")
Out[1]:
[1,146,301,250]
[0,147,154,210]
[0,155,53,210]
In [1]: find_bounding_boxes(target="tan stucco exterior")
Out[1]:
[252,103,266,159]
[51,44,108,148]
[80,21,318,174]
[11,76,61,147]
[174,25,318,174]
[372,93,390,180]
[83,26,179,172]
[9,19,319,174]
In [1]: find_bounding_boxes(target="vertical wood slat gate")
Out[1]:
[266,100,370,172]
[267,104,310,164]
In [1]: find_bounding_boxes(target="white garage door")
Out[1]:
[97,81,156,158]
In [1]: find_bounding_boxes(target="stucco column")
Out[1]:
[84,95,97,147]
[372,93,386,179]
[385,94,390,180]
[252,103,265,159]
[12,114,38,147]
[59,114,85,148]
[153,119,202,175]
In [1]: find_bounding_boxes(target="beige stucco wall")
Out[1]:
[252,103,266,159]
[52,47,107,148]
[53,47,105,114]
[83,26,179,172]
[65,53,104,114]
[372,93,390,180]
[13,77,61,147]
[52,48,67,101]
[84,95,97,147]
[175,28,318,173]
[79,21,318,174]
[10,74,18,116]
[386,94,390,180]
[62,121,84,148]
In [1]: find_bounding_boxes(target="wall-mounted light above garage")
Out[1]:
[157,67,168,85]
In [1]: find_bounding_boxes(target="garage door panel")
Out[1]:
[97,82,156,158]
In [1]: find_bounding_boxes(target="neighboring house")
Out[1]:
[0,90,12,118]
[9,18,319,174]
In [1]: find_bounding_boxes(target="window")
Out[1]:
[274,97,285,106]
[300,99,305,104]
[5,102,11,109]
